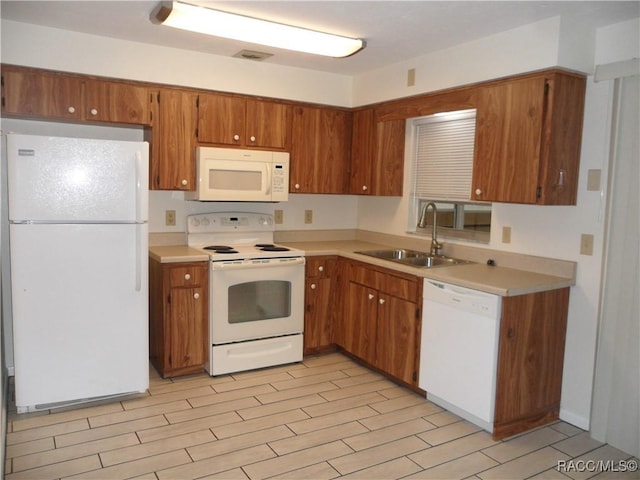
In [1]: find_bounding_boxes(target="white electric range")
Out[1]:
[187,212,305,375]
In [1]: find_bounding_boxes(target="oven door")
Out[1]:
[210,257,305,344]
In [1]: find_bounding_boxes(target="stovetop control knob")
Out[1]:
[201,218,210,226]
[191,218,200,227]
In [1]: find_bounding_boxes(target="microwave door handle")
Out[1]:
[264,164,272,195]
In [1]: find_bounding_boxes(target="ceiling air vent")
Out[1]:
[233,50,273,61]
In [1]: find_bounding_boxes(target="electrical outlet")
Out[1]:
[165,210,176,226]
[274,209,284,224]
[304,210,313,224]
[502,226,512,244]
[580,233,594,256]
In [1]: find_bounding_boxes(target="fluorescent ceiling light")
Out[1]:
[153,1,366,58]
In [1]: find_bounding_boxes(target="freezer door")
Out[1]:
[7,134,148,223]
[10,223,149,411]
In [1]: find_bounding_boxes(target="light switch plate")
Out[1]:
[587,169,601,191]
[502,226,512,244]
[407,68,416,86]
[580,233,594,256]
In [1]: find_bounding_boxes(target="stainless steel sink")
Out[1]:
[355,249,472,268]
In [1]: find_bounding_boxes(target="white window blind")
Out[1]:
[413,110,476,201]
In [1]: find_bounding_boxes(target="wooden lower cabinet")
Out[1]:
[492,287,570,439]
[149,258,209,378]
[303,256,337,354]
[337,259,422,386]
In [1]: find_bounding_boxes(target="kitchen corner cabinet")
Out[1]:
[473,70,586,205]
[1,65,152,125]
[197,93,290,149]
[350,107,405,196]
[337,259,422,386]
[492,287,570,439]
[304,256,338,354]
[149,258,209,378]
[290,105,352,194]
[147,88,198,190]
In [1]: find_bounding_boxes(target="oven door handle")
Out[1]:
[211,257,306,270]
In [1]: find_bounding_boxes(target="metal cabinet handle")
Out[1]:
[68,106,76,113]
[310,283,316,290]
[194,292,200,299]
[368,293,375,300]
[181,179,188,186]
[90,108,98,116]
[250,135,256,143]
[233,134,240,141]
[379,298,385,305]
[184,273,191,280]
[318,266,324,272]
[475,188,482,196]
[362,185,368,191]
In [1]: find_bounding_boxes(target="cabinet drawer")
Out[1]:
[306,256,337,278]
[168,263,207,287]
[349,263,418,302]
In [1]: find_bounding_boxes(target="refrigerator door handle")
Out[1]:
[136,223,142,292]
[135,152,143,223]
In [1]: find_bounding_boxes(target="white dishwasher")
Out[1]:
[419,280,501,432]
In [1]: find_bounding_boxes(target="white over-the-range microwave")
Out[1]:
[185,147,290,202]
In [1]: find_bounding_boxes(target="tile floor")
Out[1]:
[4,352,639,480]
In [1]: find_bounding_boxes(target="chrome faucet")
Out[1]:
[418,202,442,256]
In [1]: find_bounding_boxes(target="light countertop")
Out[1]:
[149,240,575,297]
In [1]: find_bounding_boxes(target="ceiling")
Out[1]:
[1,1,638,75]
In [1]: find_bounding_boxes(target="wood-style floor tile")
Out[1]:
[5,353,620,480]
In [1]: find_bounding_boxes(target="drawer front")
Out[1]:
[349,263,418,302]
[305,256,337,278]
[167,263,207,287]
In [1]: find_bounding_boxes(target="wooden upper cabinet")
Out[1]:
[148,88,198,190]
[349,108,405,196]
[290,105,352,194]
[473,70,585,205]
[2,66,84,120]
[350,108,375,194]
[84,79,151,125]
[2,65,152,125]
[373,118,405,196]
[197,93,290,149]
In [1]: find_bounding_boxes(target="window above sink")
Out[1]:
[407,109,491,244]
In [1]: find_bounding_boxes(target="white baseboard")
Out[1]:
[560,408,590,431]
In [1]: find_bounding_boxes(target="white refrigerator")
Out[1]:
[7,133,150,413]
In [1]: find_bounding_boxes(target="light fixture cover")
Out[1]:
[153,1,366,58]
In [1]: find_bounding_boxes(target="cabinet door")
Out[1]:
[197,93,246,145]
[376,294,419,385]
[2,67,83,120]
[84,80,151,125]
[372,119,405,196]
[150,88,198,190]
[350,108,375,194]
[168,285,207,370]
[304,276,333,352]
[290,106,351,193]
[245,99,290,149]
[472,76,546,203]
[493,288,569,438]
[341,281,377,363]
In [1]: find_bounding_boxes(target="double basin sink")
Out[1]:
[355,248,472,269]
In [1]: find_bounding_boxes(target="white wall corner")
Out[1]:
[558,15,597,75]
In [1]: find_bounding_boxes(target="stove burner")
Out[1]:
[204,245,238,254]
[257,244,290,252]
